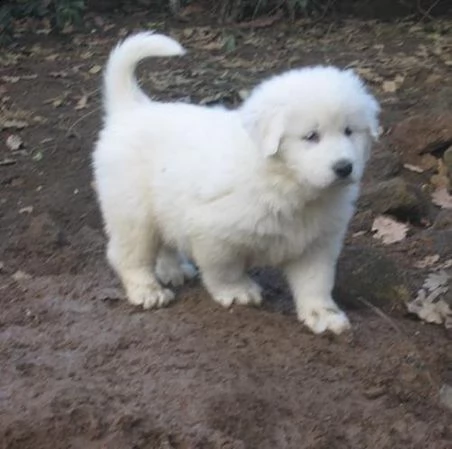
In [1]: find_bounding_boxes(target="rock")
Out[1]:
[364,148,402,182]
[414,229,452,259]
[432,210,452,230]
[335,245,410,308]
[359,177,431,222]
[389,113,452,164]
[363,385,387,400]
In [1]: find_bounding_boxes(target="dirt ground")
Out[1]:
[1,9,452,449]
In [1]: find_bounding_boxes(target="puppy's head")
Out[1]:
[240,66,380,191]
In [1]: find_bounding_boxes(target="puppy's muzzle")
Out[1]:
[333,159,353,179]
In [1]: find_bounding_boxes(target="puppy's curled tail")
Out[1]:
[103,32,186,113]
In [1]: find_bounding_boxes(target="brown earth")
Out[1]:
[1,10,452,449]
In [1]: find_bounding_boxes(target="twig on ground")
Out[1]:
[355,296,437,388]
[65,107,100,137]
[417,0,441,22]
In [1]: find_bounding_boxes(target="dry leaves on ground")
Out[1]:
[371,215,409,244]
[6,135,23,151]
[432,188,452,209]
[407,271,452,328]
[414,254,440,269]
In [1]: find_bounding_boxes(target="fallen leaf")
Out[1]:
[223,34,236,53]
[407,270,451,327]
[432,188,452,209]
[33,116,48,125]
[89,65,102,75]
[1,76,20,83]
[414,254,440,269]
[371,215,409,244]
[52,97,64,108]
[19,206,33,214]
[199,92,228,105]
[403,163,424,173]
[1,119,29,130]
[40,137,54,144]
[355,67,383,83]
[12,270,32,281]
[6,134,23,151]
[61,23,75,35]
[197,39,224,51]
[440,259,452,270]
[80,51,94,60]
[382,80,397,93]
[75,94,89,110]
[182,28,195,38]
[20,74,38,81]
[407,295,452,326]
[32,151,43,162]
[424,270,449,292]
[238,89,250,100]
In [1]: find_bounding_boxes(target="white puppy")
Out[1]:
[93,32,379,334]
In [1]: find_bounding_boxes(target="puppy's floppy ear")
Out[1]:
[256,111,285,157]
[345,68,381,141]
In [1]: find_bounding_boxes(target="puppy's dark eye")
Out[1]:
[303,131,320,142]
[344,127,353,136]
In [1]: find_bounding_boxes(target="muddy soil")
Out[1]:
[1,10,452,449]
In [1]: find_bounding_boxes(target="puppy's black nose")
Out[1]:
[333,159,353,178]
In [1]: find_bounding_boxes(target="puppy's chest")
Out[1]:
[246,208,327,266]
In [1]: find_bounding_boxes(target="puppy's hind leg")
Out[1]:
[193,239,262,308]
[106,213,175,309]
[155,246,197,287]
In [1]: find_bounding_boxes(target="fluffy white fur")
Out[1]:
[93,32,380,334]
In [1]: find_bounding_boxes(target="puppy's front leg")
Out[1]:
[193,240,262,308]
[284,239,350,334]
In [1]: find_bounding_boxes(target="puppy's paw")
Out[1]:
[127,283,175,309]
[210,279,263,308]
[156,259,197,287]
[298,306,350,335]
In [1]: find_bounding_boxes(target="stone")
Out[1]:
[359,177,431,222]
[389,112,452,164]
[335,245,410,309]
[415,229,452,259]
[364,148,402,182]
[363,385,387,400]
[432,210,452,230]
